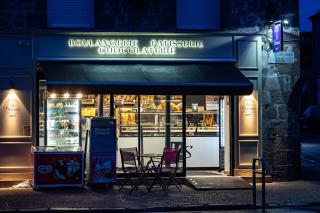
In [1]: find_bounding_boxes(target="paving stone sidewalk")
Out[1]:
[0,181,320,212]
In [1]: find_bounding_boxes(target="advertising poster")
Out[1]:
[206,96,219,110]
[91,153,116,184]
[35,154,83,185]
[0,89,31,137]
[239,90,258,137]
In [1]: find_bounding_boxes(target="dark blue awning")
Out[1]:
[42,63,253,95]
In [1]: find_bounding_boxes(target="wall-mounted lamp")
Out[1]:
[50,93,56,98]
[282,19,289,25]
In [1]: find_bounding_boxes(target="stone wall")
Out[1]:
[0,0,301,180]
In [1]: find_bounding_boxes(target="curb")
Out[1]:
[1,204,254,212]
[1,202,320,212]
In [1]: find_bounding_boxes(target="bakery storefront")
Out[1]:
[35,32,260,176]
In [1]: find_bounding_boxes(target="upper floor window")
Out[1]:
[177,0,221,30]
[47,0,94,28]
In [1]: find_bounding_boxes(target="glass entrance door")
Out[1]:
[186,95,221,169]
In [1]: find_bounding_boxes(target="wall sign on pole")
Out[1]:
[272,21,283,52]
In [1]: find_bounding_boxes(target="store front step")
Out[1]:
[234,169,272,183]
[0,172,33,188]
[186,176,252,190]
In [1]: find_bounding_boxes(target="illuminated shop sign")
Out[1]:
[38,34,235,61]
[68,38,204,56]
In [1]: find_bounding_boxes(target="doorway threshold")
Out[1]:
[186,170,224,177]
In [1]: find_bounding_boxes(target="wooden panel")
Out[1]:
[0,172,33,181]
[238,40,258,69]
[238,140,259,166]
[0,142,33,168]
[0,39,32,68]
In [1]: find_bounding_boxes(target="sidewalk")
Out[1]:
[0,181,320,212]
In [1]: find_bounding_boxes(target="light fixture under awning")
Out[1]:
[41,63,253,95]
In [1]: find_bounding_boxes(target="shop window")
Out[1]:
[114,95,139,169]
[80,94,100,146]
[140,95,167,158]
[47,0,94,28]
[140,95,166,138]
[177,0,221,30]
[103,95,110,117]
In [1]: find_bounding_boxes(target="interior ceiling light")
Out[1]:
[76,93,82,98]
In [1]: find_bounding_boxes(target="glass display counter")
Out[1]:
[46,98,80,146]
[31,146,84,189]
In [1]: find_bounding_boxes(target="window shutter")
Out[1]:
[47,0,94,28]
[177,0,221,30]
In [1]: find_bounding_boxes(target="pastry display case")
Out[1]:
[46,98,81,146]
[186,95,220,136]
[116,95,219,137]
[186,112,219,136]
[115,95,139,137]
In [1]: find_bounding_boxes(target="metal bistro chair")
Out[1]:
[149,147,182,192]
[119,147,149,193]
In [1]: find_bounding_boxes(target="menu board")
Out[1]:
[0,89,31,137]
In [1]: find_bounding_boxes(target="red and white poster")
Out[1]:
[35,154,83,186]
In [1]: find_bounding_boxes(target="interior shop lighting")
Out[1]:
[76,93,82,99]
[50,93,56,98]
[64,93,70,98]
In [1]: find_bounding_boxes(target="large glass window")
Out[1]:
[103,95,110,117]
[114,95,138,168]
[140,95,166,157]
[80,94,100,147]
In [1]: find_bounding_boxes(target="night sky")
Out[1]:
[300,0,320,31]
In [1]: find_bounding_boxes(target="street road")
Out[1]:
[301,135,320,180]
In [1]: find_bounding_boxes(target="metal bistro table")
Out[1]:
[139,153,163,191]
[139,153,162,169]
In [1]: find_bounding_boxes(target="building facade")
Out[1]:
[0,0,300,184]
